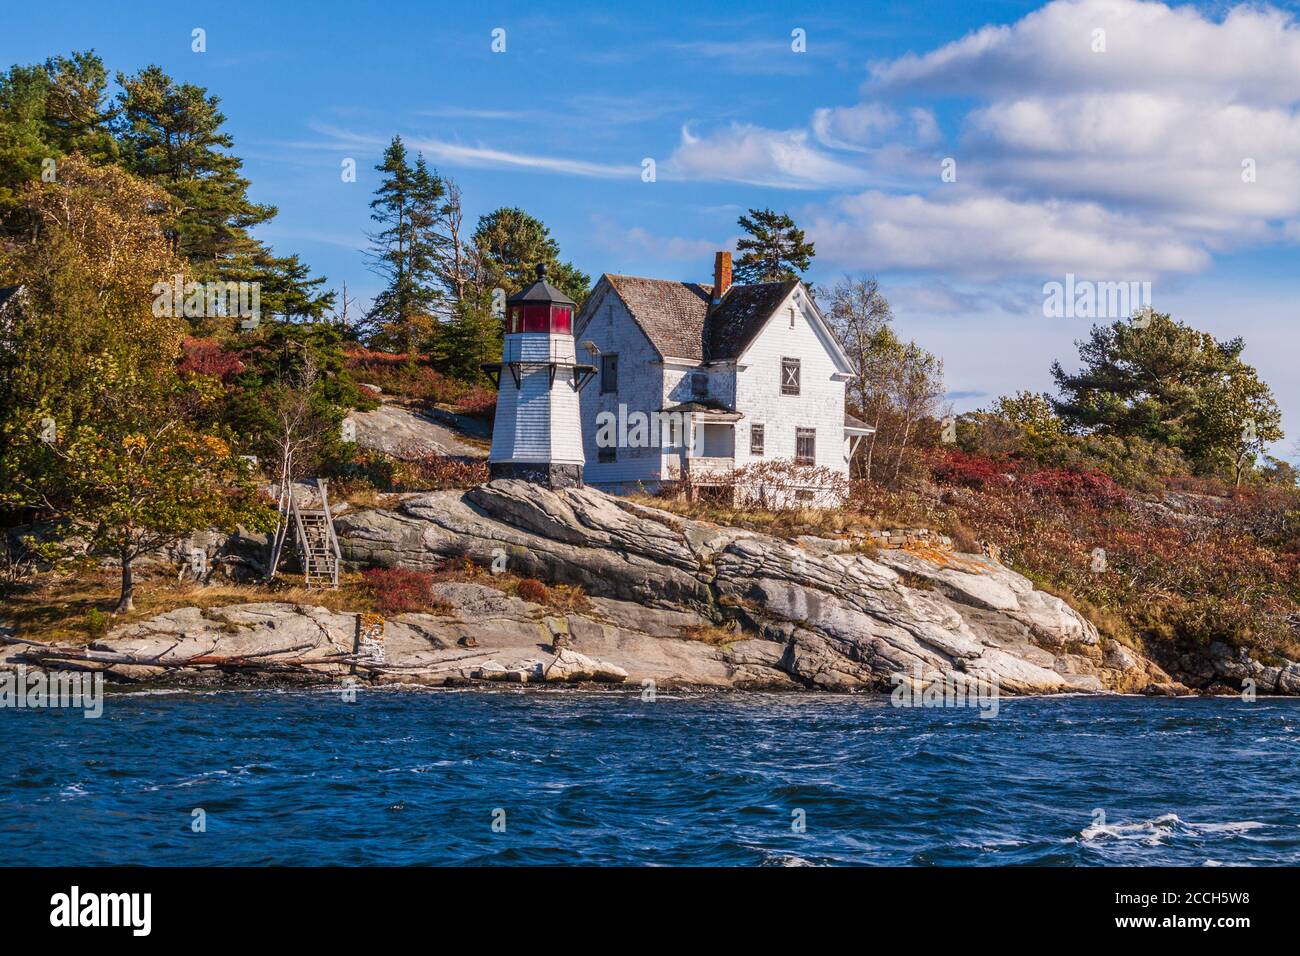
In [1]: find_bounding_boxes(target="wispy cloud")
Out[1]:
[411,139,638,179]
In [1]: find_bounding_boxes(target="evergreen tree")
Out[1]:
[113,65,332,319]
[472,206,590,304]
[734,208,815,284]
[0,50,117,221]
[1051,311,1283,481]
[364,136,445,358]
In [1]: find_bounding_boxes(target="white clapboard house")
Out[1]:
[574,252,871,503]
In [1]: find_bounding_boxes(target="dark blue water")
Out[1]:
[3,690,1299,865]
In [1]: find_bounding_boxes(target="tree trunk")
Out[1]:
[115,557,135,614]
[892,415,915,485]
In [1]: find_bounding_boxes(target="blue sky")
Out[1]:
[6,0,1300,455]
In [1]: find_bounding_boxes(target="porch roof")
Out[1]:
[845,410,874,435]
[660,399,743,422]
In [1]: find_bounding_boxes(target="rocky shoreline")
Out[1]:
[2,480,1221,696]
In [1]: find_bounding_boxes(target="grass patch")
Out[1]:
[2,567,382,646]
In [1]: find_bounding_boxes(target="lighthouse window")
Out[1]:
[601,354,619,393]
[551,306,572,334]
[521,305,549,333]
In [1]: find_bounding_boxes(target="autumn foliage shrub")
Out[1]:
[394,444,489,489]
[925,456,1300,662]
[360,567,435,615]
[344,349,464,402]
[930,450,1009,489]
[178,337,245,382]
[1019,467,1126,507]
[454,385,497,418]
[515,578,549,604]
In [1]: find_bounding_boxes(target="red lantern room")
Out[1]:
[506,263,575,334]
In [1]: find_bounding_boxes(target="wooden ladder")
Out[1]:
[291,479,342,589]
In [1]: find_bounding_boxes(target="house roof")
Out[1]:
[604,275,713,360]
[661,398,742,419]
[706,280,799,361]
[602,274,810,364]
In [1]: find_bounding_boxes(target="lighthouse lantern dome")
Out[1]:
[506,263,575,335]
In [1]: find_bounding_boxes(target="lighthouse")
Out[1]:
[484,264,594,488]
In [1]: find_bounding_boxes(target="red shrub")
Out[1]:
[931,450,1010,490]
[515,578,549,604]
[395,444,490,489]
[178,337,245,382]
[360,567,434,615]
[344,349,465,403]
[454,385,497,418]
[1020,467,1126,507]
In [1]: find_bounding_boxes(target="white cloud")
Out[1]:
[811,103,898,151]
[412,139,637,179]
[870,0,1300,105]
[591,216,725,264]
[807,189,1208,280]
[965,93,1300,228]
[668,123,870,189]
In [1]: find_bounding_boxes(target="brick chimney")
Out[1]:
[712,251,732,304]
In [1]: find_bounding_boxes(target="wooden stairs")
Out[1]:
[290,480,342,589]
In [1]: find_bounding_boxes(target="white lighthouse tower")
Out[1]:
[484,264,594,488]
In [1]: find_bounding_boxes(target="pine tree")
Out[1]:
[472,206,590,304]
[734,208,815,284]
[1050,311,1283,480]
[364,136,445,359]
[113,65,331,320]
[0,50,117,220]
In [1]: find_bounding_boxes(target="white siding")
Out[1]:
[488,331,585,465]
[732,289,849,479]
[574,281,665,486]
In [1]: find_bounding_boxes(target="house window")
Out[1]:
[789,306,796,328]
[691,372,708,399]
[598,445,616,463]
[795,427,816,466]
[601,354,618,394]
[750,424,765,456]
[781,357,800,395]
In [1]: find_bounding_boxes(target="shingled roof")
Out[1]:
[706,280,799,361]
[603,274,805,363]
[605,275,713,361]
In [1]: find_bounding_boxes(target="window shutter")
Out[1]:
[601,354,619,394]
[781,358,800,395]
[795,427,815,465]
